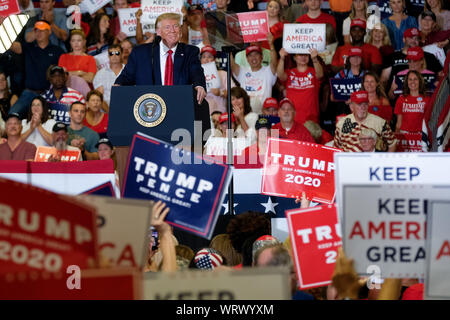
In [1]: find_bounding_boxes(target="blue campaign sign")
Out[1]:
[122,133,232,239]
[48,102,71,125]
[329,78,363,102]
[394,72,437,95]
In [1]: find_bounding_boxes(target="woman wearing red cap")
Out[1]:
[334,46,365,79]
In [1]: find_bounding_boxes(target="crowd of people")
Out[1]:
[0,0,449,300]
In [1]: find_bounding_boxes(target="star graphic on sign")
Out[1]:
[260,197,279,214]
[222,201,238,215]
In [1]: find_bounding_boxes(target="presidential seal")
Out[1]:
[133,94,167,127]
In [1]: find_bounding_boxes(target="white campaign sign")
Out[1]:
[79,0,111,15]
[282,23,326,54]
[423,44,446,67]
[118,8,153,37]
[140,0,184,32]
[201,62,221,91]
[426,201,450,300]
[94,50,110,70]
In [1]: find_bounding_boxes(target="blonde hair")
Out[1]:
[155,13,182,30]
[367,23,392,46]
[359,128,377,140]
[349,0,369,19]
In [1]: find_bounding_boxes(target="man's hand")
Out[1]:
[195,86,206,104]
[42,10,54,24]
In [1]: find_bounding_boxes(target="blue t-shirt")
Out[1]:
[382,15,418,51]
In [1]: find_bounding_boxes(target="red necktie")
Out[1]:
[164,49,173,86]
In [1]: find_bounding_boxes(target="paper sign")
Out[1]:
[426,201,450,300]
[395,132,423,152]
[0,178,98,275]
[34,146,81,162]
[394,72,436,95]
[48,101,70,125]
[118,8,152,38]
[143,267,291,300]
[286,204,341,289]
[94,50,110,71]
[329,78,363,101]
[204,137,250,156]
[423,44,446,67]
[283,23,326,54]
[0,0,20,16]
[122,133,232,239]
[140,0,184,32]
[78,195,152,269]
[226,11,269,44]
[202,62,221,91]
[79,0,110,15]
[262,138,341,204]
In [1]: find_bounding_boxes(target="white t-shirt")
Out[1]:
[236,65,277,114]
[21,118,57,147]
[234,112,258,145]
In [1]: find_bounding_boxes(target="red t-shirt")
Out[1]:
[59,54,98,74]
[296,12,336,30]
[369,104,393,123]
[83,113,109,135]
[332,43,382,70]
[272,122,315,143]
[394,95,428,132]
[285,67,320,124]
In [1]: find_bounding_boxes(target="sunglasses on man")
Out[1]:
[109,51,121,56]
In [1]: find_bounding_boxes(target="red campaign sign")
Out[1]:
[286,204,342,289]
[261,138,341,204]
[0,178,98,275]
[226,11,269,44]
[395,132,423,152]
[0,0,20,16]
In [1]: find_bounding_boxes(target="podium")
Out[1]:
[108,85,211,187]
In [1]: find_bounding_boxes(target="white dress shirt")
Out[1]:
[159,42,178,85]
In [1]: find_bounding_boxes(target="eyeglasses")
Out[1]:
[109,51,121,56]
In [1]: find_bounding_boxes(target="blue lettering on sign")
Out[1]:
[369,167,420,181]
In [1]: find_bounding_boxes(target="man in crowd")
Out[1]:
[48,122,81,162]
[296,0,336,29]
[359,128,378,152]
[334,90,396,152]
[0,113,36,160]
[271,98,315,143]
[67,102,100,160]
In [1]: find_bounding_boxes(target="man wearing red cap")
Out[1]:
[271,98,315,143]
[332,19,382,73]
[231,44,278,114]
[334,90,396,152]
[262,97,279,117]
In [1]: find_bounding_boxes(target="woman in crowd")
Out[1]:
[86,13,115,56]
[394,70,429,134]
[343,0,369,44]
[231,87,258,145]
[0,71,17,122]
[334,47,366,80]
[424,0,450,31]
[362,72,393,123]
[58,30,97,84]
[418,11,450,49]
[21,96,55,147]
[83,90,108,138]
[267,0,283,29]
[366,23,395,62]
[382,0,418,51]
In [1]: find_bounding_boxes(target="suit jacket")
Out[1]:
[115,41,206,89]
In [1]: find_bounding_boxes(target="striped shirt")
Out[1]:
[334,113,396,152]
[42,87,86,106]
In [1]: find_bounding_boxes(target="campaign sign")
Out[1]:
[226,11,269,44]
[81,182,116,197]
[79,0,110,15]
[201,61,221,91]
[122,133,232,239]
[262,138,341,204]
[118,8,152,38]
[34,146,81,162]
[48,101,70,125]
[94,50,109,70]
[394,72,436,95]
[0,178,98,275]
[329,77,363,101]
[286,204,341,289]
[140,0,184,32]
[423,44,446,67]
[283,23,326,54]
[0,0,20,16]
[395,132,423,152]
[425,201,450,300]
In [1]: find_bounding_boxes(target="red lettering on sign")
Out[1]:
[436,240,450,260]
[349,221,365,239]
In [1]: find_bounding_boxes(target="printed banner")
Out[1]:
[423,44,446,67]
[0,178,98,275]
[48,101,70,125]
[201,61,221,91]
[282,23,326,54]
[0,0,20,16]
[262,138,341,204]
[426,201,450,300]
[140,0,184,32]
[118,8,152,38]
[79,0,110,15]
[395,132,423,153]
[34,146,81,162]
[225,11,269,43]
[329,77,363,101]
[143,267,291,300]
[122,133,232,239]
[286,204,341,289]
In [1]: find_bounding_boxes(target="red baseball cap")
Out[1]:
[263,97,279,109]
[403,27,419,38]
[350,90,369,104]
[279,97,295,109]
[350,19,367,30]
[200,45,217,57]
[406,46,424,61]
[219,112,236,124]
[246,45,262,56]
[348,46,363,58]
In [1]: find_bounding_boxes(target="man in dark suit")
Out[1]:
[115,12,207,104]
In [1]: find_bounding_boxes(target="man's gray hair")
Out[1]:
[254,243,293,268]
[155,13,182,30]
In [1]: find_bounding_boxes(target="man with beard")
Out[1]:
[0,113,36,160]
[48,122,81,162]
